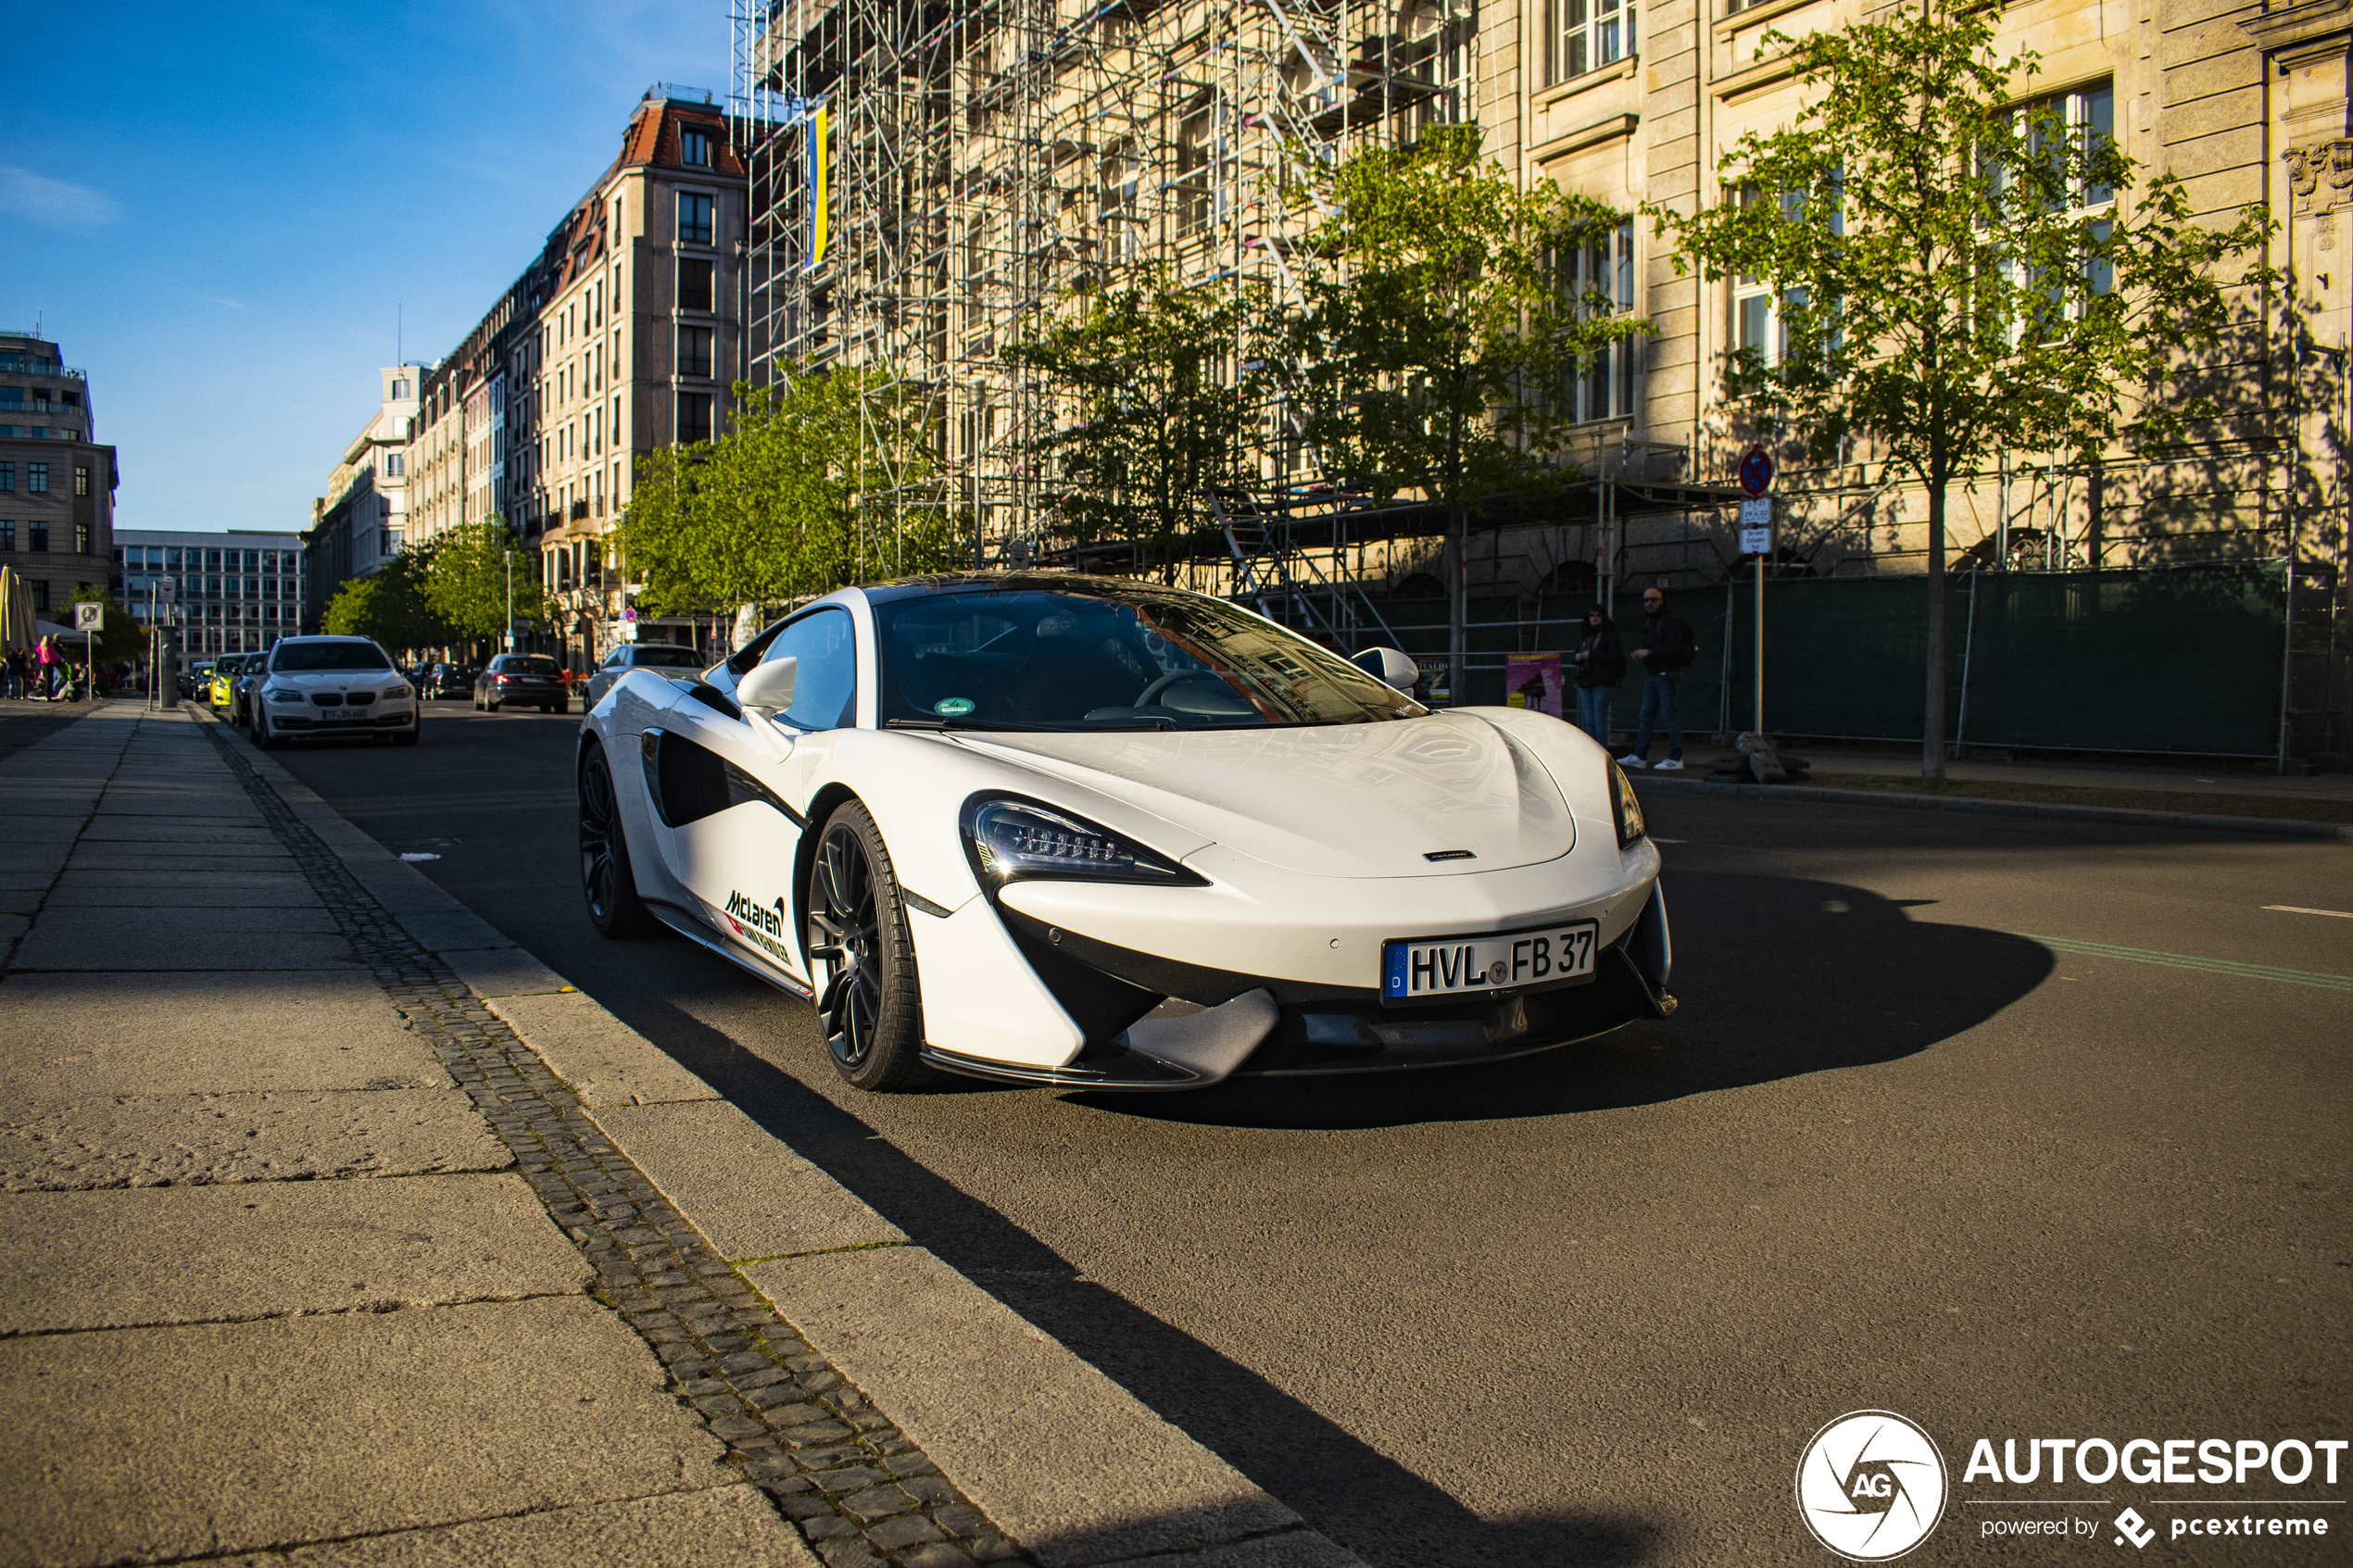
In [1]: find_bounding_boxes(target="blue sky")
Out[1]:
[3,0,721,537]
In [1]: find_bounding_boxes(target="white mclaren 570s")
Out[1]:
[577,572,1675,1092]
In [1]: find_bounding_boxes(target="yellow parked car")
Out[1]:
[210,653,252,709]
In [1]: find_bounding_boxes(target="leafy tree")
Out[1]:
[321,551,446,652]
[1006,268,1277,578]
[1653,0,2271,781]
[1290,123,1653,693]
[66,585,144,663]
[619,368,956,627]
[422,518,552,646]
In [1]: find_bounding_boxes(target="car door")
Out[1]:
[650,607,861,985]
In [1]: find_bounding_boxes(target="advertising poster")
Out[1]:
[1505,653,1563,717]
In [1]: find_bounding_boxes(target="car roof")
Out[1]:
[859,571,1202,608]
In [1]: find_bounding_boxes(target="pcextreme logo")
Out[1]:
[1796,1410,1951,1562]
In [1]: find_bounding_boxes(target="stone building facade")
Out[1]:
[393,84,749,667]
[0,332,117,622]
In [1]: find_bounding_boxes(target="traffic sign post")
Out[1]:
[74,602,102,699]
[1737,446,1773,738]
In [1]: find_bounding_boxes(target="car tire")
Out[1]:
[395,716,421,747]
[579,740,657,938]
[257,709,284,751]
[808,800,940,1092]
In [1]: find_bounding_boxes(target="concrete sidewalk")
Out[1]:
[3,703,1364,1568]
[0,706,818,1567]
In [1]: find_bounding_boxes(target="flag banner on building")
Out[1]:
[809,104,830,270]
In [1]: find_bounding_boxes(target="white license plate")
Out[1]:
[1382,921,1599,1002]
[323,707,371,721]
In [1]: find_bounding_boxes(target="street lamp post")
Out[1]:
[504,549,514,653]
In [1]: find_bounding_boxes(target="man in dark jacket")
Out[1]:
[1619,586,1695,770]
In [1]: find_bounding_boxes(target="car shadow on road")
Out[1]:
[616,984,1660,1566]
[1083,873,2054,1132]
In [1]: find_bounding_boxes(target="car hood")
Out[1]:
[956,711,1574,877]
[262,670,399,693]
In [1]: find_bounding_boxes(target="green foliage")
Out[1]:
[1006,269,1277,572]
[66,585,143,662]
[421,519,552,642]
[1289,123,1654,515]
[321,551,446,652]
[619,369,955,621]
[1655,1,2269,478]
[1650,0,2271,776]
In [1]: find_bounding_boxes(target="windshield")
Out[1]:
[631,646,704,669]
[873,583,1425,731]
[497,656,560,675]
[271,641,392,673]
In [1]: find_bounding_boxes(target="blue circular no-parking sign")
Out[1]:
[1739,445,1774,496]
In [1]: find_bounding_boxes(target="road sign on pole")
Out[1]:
[1735,453,1773,738]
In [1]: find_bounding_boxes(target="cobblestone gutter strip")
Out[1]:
[195,720,1033,1568]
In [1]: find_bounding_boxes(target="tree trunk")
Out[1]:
[1921,475,1947,784]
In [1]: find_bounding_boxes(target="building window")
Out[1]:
[681,128,713,167]
[678,193,715,245]
[1560,220,1639,420]
[678,327,714,379]
[74,464,89,497]
[1729,184,1830,368]
[1548,0,1634,83]
[392,379,411,399]
[28,463,47,494]
[29,521,49,553]
[2001,82,2119,311]
[0,522,12,550]
[384,452,405,477]
[679,257,715,312]
[676,392,713,444]
[75,521,90,555]
[30,579,47,611]
[0,461,9,490]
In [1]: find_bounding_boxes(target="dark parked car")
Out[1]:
[420,661,477,700]
[474,654,569,713]
[583,642,709,709]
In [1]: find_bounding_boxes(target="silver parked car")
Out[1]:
[584,643,709,709]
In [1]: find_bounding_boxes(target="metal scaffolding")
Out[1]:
[728,0,1476,590]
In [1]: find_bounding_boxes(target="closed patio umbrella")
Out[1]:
[0,567,36,653]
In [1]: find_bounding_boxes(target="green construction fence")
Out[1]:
[1366,562,2286,758]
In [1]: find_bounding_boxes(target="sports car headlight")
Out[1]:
[962,797,1206,891]
[1609,759,1647,848]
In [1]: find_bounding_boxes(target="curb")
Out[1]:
[190,706,1367,1568]
[1631,772,2349,842]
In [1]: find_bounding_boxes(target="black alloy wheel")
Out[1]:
[807,801,936,1091]
[579,742,656,937]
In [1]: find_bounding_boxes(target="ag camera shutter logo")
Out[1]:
[1796,1410,1949,1561]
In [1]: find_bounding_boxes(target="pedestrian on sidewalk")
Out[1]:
[1571,606,1624,748]
[3,646,24,699]
[35,635,59,701]
[1619,585,1695,771]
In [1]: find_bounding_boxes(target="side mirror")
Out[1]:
[736,655,799,715]
[1352,646,1421,694]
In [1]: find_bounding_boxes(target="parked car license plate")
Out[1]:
[323,707,369,721]
[1382,920,1599,1002]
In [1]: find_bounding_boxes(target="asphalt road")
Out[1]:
[254,702,2352,1566]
